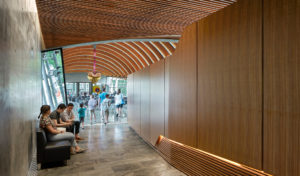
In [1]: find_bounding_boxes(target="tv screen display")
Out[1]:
[41,48,67,110]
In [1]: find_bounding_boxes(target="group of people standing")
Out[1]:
[78,88,124,127]
[38,103,86,154]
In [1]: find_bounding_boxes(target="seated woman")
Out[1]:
[38,105,86,154]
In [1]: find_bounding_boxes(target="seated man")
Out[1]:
[61,103,84,140]
[49,103,72,129]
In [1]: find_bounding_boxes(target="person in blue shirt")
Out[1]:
[98,88,108,123]
[78,103,87,129]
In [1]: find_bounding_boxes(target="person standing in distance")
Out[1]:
[88,95,97,124]
[114,89,124,120]
[98,88,108,123]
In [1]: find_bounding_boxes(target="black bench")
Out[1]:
[36,128,71,166]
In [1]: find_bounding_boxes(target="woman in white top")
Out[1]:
[88,95,97,124]
[114,89,123,119]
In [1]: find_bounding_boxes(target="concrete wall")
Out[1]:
[0,0,43,175]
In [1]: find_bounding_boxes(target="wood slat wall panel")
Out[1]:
[133,72,141,134]
[127,74,134,129]
[197,0,262,169]
[263,0,300,175]
[164,57,170,138]
[156,137,271,176]
[140,67,151,142]
[150,60,165,145]
[168,23,197,147]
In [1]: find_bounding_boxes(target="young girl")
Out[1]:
[38,105,86,154]
[78,103,87,129]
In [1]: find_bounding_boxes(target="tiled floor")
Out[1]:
[38,123,185,176]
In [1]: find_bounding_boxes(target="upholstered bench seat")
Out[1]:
[36,128,71,165]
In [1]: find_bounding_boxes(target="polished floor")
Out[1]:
[38,123,185,176]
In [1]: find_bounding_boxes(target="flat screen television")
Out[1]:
[41,48,67,110]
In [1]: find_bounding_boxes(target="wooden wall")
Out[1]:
[168,23,198,147]
[197,0,262,169]
[150,61,166,145]
[263,0,300,175]
[128,60,166,145]
[127,0,299,175]
[140,67,150,141]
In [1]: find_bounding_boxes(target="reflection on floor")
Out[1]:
[38,123,185,176]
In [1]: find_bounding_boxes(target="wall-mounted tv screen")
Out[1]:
[41,48,67,110]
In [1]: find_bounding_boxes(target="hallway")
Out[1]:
[38,123,184,176]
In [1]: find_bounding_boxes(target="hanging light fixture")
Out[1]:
[87,45,101,84]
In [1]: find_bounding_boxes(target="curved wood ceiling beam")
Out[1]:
[160,42,176,55]
[109,43,144,70]
[65,69,110,75]
[169,42,177,50]
[63,50,129,75]
[101,44,139,72]
[128,42,154,65]
[64,46,134,73]
[151,42,169,58]
[64,56,124,76]
[65,64,120,77]
[140,41,161,62]
[65,68,113,76]
[125,42,151,66]
[119,42,147,67]
[143,41,165,60]
[134,42,158,64]
[94,45,135,73]
[64,59,122,76]
[149,41,166,58]
[65,66,116,76]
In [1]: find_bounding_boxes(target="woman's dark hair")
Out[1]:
[80,103,83,108]
[67,103,74,107]
[38,105,50,119]
[57,103,66,110]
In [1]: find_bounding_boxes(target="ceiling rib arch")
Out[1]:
[64,56,123,76]
[62,40,178,77]
[110,43,144,70]
[63,50,130,75]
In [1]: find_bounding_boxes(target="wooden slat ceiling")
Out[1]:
[37,0,236,77]
[63,40,177,77]
[36,0,236,48]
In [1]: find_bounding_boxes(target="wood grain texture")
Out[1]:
[150,60,165,145]
[197,0,262,169]
[168,23,197,147]
[133,72,141,135]
[164,57,170,138]
[127,74,134,130]
[263,0,300,175]
[36,0,236,48]
[156,137,271,176]
[140,67,151,142]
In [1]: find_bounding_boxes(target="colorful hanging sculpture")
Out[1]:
[87,45,101,84]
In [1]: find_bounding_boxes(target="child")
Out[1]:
[78,103,87,129]
[101,94,111,125]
